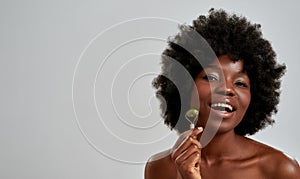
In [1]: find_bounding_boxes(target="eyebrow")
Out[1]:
[205,64,221,70]
[205,64,247,74]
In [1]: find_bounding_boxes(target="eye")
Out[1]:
[235,81,248,87]
[203,74,219,81]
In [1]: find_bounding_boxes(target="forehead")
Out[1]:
[205,55,245,73]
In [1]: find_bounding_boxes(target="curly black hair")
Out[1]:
[153,8,286,135]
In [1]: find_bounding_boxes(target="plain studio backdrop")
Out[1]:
[1,0,299,178]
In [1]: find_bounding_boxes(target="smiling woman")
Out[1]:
[144,8,300,179]
[192,55,251,135]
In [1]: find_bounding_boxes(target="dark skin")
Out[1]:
[145,55,300,179]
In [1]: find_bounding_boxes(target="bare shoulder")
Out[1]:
[144,149,178,179]
[246,138,300,178]
[266,150,300,178]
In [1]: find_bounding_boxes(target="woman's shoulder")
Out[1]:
[245,137,300,178]
[261,149,300,178]
[144,149,179,179]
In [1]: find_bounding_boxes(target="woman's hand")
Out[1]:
[171,127,203,179]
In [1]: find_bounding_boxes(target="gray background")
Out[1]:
[1,0,299,178]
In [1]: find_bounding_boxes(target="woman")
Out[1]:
[145,9,300,179]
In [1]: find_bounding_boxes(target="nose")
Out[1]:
[225,84,236,97]
[215,80,236,97]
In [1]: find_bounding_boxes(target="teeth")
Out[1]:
[211,103,233,111]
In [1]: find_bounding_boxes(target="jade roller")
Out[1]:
[185,109,199,129]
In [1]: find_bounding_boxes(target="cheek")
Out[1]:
[190,83,211,107]
[239,91,251,109]
[195,81,212,95]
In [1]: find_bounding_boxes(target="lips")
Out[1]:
[210,103,235,112]
[209,100,237,119]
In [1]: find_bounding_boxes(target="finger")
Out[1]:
[174,144,201,165]
[179,127,203,148]
[177,152,201,178]
[172,127,203,150]
[171,127,203,159]
[171,136,201,160]
[188,152,201,167]
[190,127,203,139]
[172,130,193,149]
[180,152,201,170]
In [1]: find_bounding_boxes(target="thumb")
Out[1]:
[190,127,203,139]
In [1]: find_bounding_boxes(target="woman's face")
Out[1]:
[191,55,251,133]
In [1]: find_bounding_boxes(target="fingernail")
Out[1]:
[197,127,203,131]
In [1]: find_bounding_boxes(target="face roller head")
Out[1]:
[185,109,199,129]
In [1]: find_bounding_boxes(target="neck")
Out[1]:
[200,130,244,164]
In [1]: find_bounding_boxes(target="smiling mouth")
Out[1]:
[210,103,236,112]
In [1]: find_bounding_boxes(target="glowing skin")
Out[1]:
[192,55,251,134]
